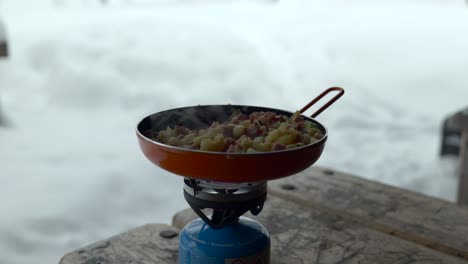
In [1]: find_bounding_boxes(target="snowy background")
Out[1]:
[1,0,468,263]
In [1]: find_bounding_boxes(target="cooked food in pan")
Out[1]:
[146,110,323,153]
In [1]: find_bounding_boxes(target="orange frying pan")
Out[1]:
[136,87,344,183]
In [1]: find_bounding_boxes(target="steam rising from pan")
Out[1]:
[139,105,298,133]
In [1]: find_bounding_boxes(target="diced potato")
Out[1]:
[239,136,253,150]
[301,134,311,144]
[246,148,256,153]
[200,138,213,151]
[309,137,319,144]
[266,130,280,143]
[265,135,274,143]
[307,127,319,136]
[167,136,179,146]
[276,134,295,145]
[255,142,272,152]
[164,127,176,137]
[157,131,168,142]
[180,133,197,145]
[211,125,224,134]
[270,122,280,129]
[278,123,288,130]
[233,126,245,138]
[205,128,218,138]
[193,135,208,144]
[253,136,265,143]
[200,135,225,151]
[240,120,251,128]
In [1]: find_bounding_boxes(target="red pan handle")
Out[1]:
[299,87,345,118]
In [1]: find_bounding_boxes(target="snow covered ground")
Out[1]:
[1,0,468,263]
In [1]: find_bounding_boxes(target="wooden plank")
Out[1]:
[0,42,7,57]
[173,195,468,264]
[458,130,468,205]
[268,166,468,260]
[59,224,179,264]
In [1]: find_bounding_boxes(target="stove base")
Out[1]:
[178,217,270,264]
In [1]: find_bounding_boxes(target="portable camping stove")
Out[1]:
[179,179,270,264]
[136,87,345,264]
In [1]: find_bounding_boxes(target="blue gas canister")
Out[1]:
[179,217,270,264]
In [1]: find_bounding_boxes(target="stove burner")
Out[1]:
[183,179,267,229]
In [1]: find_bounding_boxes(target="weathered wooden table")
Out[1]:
[0,19,8,126]
[60,166,468,264]
[441,108,468,205]
[0,41,6,57]
[0,20,7,58]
